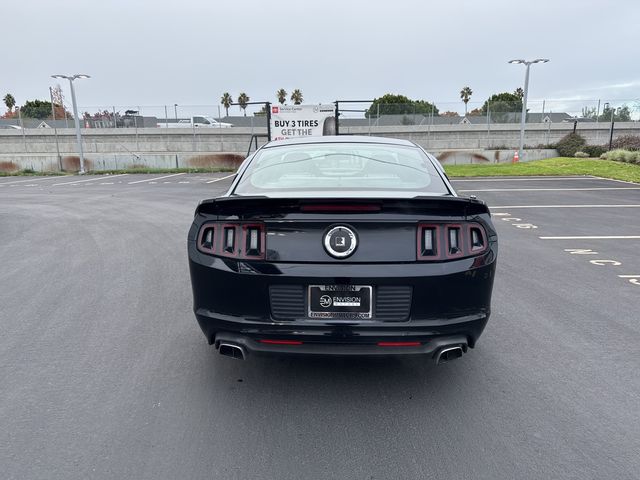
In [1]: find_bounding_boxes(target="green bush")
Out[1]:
[582,145,607,157]
[574,151,589,158]
[555,133,586,157]
[602,149,640,163]
[624,151,640,163]
[611,135,640,151]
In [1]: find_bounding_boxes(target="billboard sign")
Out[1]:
[269,104,335,141]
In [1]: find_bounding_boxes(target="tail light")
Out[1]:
[445,225,463,258]
[417,224,439,260]
[417,222,487,261]
[197,222,266,259]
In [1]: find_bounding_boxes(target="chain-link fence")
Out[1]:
[335,99,640,129]
[2,99,638,131]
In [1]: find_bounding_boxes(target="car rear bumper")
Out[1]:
[213,331,471,358]
[189,247,496,357]
[195,307,488,354]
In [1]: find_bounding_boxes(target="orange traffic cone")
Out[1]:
[512,150,519,163]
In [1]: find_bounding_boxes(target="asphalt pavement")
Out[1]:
[1,173,639,479]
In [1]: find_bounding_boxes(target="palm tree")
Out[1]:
[290,89,303,105]
[276,88,287,105]
[220,92,233,116]
[514,87,524,100]
[237,92,250,116]
[459,86,472,115]
[3,93,16,113]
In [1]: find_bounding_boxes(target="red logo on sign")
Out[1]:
[272,106,279,114]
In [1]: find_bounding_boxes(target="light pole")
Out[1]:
[51,74,90,174]
[508,59,549,161]
[174,104,178,122]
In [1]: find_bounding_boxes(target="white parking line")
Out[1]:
[53,174,129,186]
[592,176,640,186]
[453,177,593,182]
[539,236,640,240]
[491,204,640,209]
[206,173,236,184]
[0,176,66,185]
[460,187,640,192]
[619,275,640,278]
[127,173,185,184]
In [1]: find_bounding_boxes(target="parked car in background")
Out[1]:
[158,116,232,128]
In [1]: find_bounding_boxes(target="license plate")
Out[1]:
[308,285,372,319]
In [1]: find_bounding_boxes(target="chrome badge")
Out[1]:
[324,226,358,259]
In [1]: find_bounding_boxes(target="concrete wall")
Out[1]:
[342,122,640,150]
[0,122,636,171]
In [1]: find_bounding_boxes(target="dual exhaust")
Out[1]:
[216,337,466,365]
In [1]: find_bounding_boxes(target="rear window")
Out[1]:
[232,143,449,195]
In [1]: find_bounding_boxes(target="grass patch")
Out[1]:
[445,157,640,183]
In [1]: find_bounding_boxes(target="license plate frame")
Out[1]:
[308,285,373,319]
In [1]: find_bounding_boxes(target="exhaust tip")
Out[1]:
[218,342,246,360]
[435,345,464,365]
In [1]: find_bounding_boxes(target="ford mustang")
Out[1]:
[187,136,497,364]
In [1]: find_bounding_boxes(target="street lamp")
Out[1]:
[51,74,91,174]
[174,104,178,122]
[508,59,549,161]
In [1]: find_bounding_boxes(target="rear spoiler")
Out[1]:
[195,195,490,218]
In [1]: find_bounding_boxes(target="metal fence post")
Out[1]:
[266,102,271,141]
[608,108,615,150]
[486,103,491,148]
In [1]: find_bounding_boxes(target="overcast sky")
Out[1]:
[4,0,640,116]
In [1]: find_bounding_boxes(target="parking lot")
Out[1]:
[1,173,639,479]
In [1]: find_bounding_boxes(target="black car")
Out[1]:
[188,136,497,364]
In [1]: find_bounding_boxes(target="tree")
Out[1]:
[440,111,460,117]
[583,104,632,122]
[3,93,16,113]
[290,89,303,105]
[514,87,524,100]
[276,88,287,105]
[365,94,439,118]
[459,86,472,115]
[468,107,483,116]
[237,92,250,116]
[255,105,268,116]
[481,92,522,114]
[220,92,233,116]
[20,100,56,119]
